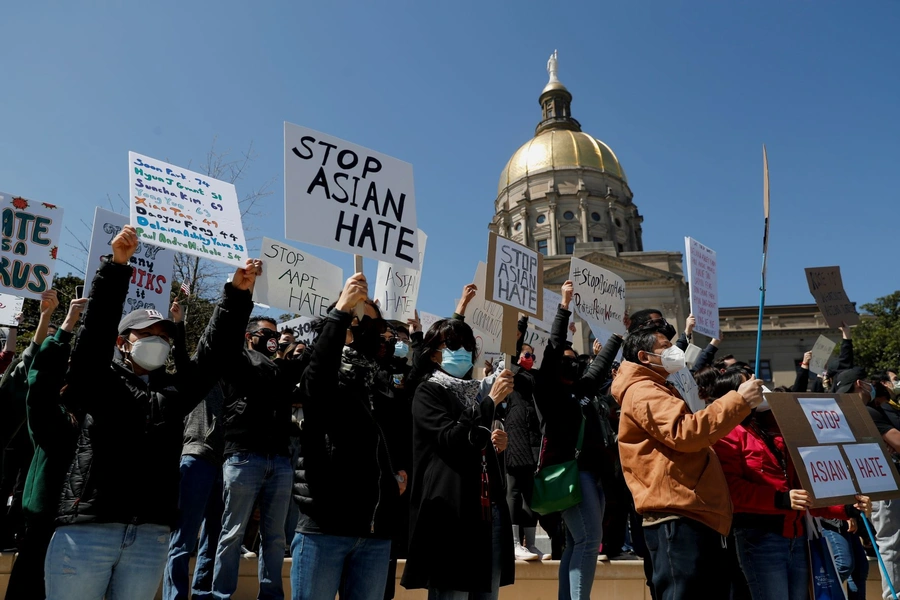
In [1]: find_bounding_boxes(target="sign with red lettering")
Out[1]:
[685,237,719,338]
[798,398,856,444]
[766,392,900,507]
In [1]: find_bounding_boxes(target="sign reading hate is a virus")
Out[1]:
[283,123,420,268]
[0,193,63,301]
[128,152,248,268]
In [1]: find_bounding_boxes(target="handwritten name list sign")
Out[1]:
[0,193,63,300]
[128,152,248,268]
[685,237,719,339]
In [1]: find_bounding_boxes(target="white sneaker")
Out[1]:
[515,543,540,561]
[526,545,543,559]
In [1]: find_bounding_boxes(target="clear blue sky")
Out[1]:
[2,2,897,318]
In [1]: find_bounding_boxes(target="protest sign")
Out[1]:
[279,316,319,342]
[0,293,24,326]
[284,123,419,268]
[766,392,900,507]
[669,367,705,414]
[375,230,427,322]
[684,343,702,368]
[568,256,626,336]
[685,237,719,338]
[522,325,551,370]
[253,237,343,318]
[809,335,837,376]
[805,266,860,328]
[84,208,175,319]
[531,288,574,337]
[0,193,63,300]
[419,311,441,335]
[485,234,543,356]
[469,262,504,368]
[128,152,248,268]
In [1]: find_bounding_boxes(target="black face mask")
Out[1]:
[376,338,397,365]
[251,330,278,357]
[560,357,580,382]
[351,316,387,359]
[278,341,291,353]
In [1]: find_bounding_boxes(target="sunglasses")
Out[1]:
[522,352,534,359]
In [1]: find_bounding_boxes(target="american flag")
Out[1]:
[180,279,192,296]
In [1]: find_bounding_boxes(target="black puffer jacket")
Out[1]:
[56,260,247,528]
[293,308,399,539]
[504,370,540,470]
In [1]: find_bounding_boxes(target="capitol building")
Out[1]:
[488,53,840,387]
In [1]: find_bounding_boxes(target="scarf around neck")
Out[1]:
[340,346,378,390]
[428,370,482,409]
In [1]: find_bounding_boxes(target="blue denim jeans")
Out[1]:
[644,517,729,600]
[427,504,503,600]
[290,531,391,600]
[822,527,869,600]
[212,452,292,600]
[734,528,808,600]
[559,471,605,600]
[44,522,170,600]
[163,454,224,600]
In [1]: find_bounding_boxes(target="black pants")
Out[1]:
[5,520,54,600]
[506,465,537,528]
[643,518,729,600]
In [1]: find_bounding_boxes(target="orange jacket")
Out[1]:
[611,361,751,535]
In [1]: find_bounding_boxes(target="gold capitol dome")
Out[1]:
[498,50,627,196]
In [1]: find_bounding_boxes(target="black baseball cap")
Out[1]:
[833,367,867,394]
[118,309,176,338]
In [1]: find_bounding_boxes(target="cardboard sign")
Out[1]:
[253,237,343,318]
[669,367,704,413]
[0,293,24,327]
[469,262,504,363]
[766,392,900,506]
[0,193,63,300]
[805,266,860,328]
[685,237,719,338]
[809,335,837,376]
[84,208,175,319]
[375,230,427,321]
[279,316,319,342]
[485,233,543,318]
[129,152,248,267]
[568,256,626,336]
[283,123,419,268]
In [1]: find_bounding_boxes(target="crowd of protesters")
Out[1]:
[0,225,897,600]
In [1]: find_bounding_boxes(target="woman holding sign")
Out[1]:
[713,374,870,600]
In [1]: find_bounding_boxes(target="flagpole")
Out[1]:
[754,145,770,379]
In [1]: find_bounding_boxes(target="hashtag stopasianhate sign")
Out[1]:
[685,237,719,338]
[128,152,248,268]
[0,193,63,301]
[568,256,626,336]
[283,123,420,268]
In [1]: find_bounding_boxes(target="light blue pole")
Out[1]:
[754,271,765,379]
[862,513,898,600]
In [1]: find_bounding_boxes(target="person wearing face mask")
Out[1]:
[290,274,406,600]
[531,282,623,599]
[43,226,252,600]
[402,316,515,600]
[611,314,765,600]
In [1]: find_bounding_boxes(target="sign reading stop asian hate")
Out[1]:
[685,237,719,339]
[0,193,63,301]
[253,237,344,318]
[128,152,248,268]
[283,123,419,268]
[485,233,543,318]
[799,398,856,444]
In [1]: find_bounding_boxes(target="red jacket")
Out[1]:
[715,422,848,539]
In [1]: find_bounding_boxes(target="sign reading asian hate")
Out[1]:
[375,230,427,322]
[253,237,344,318]
[284,123,420,268]
[685,237,719,339]
[568,256,626,336]
[84,208,175,319]
[0,293,24,327]
[128,152,248,268]
[805,266,860,328]
[0,193,63,301]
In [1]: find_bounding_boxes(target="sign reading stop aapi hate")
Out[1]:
[128,152,248,268]
[253,237,344,319]
[766,392,900,506]
[284,123,420,269]
[568,256,626,336]
[0,193,63,301]
[685,237,719,339]
[84,207,176,319]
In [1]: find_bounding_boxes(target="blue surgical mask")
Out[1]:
[441,347,473,378]
[869,383,878,402]
[394,341,409,359]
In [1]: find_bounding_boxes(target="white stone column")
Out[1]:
[579,194,589,242]
[548,197,558,255]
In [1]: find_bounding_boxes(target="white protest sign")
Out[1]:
[279,316,319,342]
[669,367,705,413]
[843,443,897,494]
[0,193,63,301]
[84,208,176,319]
[419,311,442,335]
[0,293,24,326]
[809,335,837,376]
[685,237,719,338]
[798,398,856,444]
[253,237,343,319]
[486,233,542,318]
[284,123,419,268]
[798,445,857,499]
[684,343,703,368]
[532,288,575,337]
[568,256,626,336]
[375,230,426,321]
[522,325,551,370]
[129,152,248,268]
[469,262,504,365]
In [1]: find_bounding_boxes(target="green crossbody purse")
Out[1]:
[530,417,584,515]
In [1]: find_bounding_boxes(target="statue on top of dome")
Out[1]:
[547,50,559,83]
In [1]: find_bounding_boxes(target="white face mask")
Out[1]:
[648,346,686,374]
[127,336,171,371]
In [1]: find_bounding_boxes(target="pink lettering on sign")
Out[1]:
[810,459,849,483]
[854,456,888,479]
[810,410,842,430]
